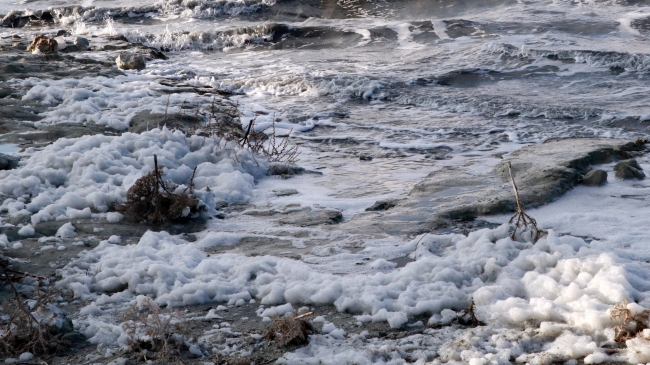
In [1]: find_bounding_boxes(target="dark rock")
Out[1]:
[0,153,19,170]
[108,35,129,42]
[73,36,90,50]
[615,166,645,180]
[366,199,397,211]
[61,332,86,344]
[40,11,54,22]
[59,316,74,335]
[56,30,67,37]
[0,226,22,241]
[273,189,299,197]
[116,52,146,70]
[148,49,168,60]
[619,138,648,152]
[279,208,343,226]
[360,154,373,161]
[267,164,305,176]
[0,88,13,98]
[582,169,607,186]
[60,44,79,53]
[614,159,645,180]
[128,110,201,133]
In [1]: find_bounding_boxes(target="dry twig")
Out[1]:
[0,264,68,356]
[507,161,546,243]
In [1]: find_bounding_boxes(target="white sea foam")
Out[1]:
[53,223,650,362]
[0,128,264,225]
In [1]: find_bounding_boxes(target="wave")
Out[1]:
[1,0,275,27]
[484,43,650,73]
[124,23,364,51]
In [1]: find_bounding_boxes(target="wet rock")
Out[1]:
[582,169,607,186]
[366,199,397,212]
[128,110,201,133]
[268,164,305,176]
[614,159,645,180]
[274,189,299,197]
[619,137,648,152]
[360,154,373,161]
[0,87,13,98]
[0,153,19,170]
[409,138,647,229]
[54,36,66,50]
[61,332,86,344]
[56,30,67,37]
[148,48,168,60]
[73,36,90,50]
[56,316,74,335]
[0,226,22,241]
[116,52,146,70]
[27,35,58,54]
[61,44,79,52]
[279,208,343,226]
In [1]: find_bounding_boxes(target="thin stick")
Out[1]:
[164,95,171,123]
[294,311,314,320]
[507,161,523,213]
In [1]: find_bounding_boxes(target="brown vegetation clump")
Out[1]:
[506,161,546,243]
[610,300,650,343]
[122,297,189,360]
[118,154,199,224]
[0,263,69,356]
[27,35,58,54]
[264,312,313,347]
[457,298,485,327]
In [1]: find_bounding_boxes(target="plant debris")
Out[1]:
[118,154,199,224]
[0,263,69,356]
[506,161,546,243]
[122,297,189,361]
[264,312,313,347]
[457,298,485,327]
[610,300,650,343]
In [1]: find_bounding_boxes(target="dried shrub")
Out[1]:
[0,264,69,356]
[205,99,300,166]
[506,161,546,243]
[610,300,650,343]
[457,298,485,327]
[122,297,189,360]
[159,96,300,166]
[264,312,313,347]
[118,154,199,224]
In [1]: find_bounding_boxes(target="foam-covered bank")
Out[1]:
[0,128,264,226]
[53,223,650,364]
